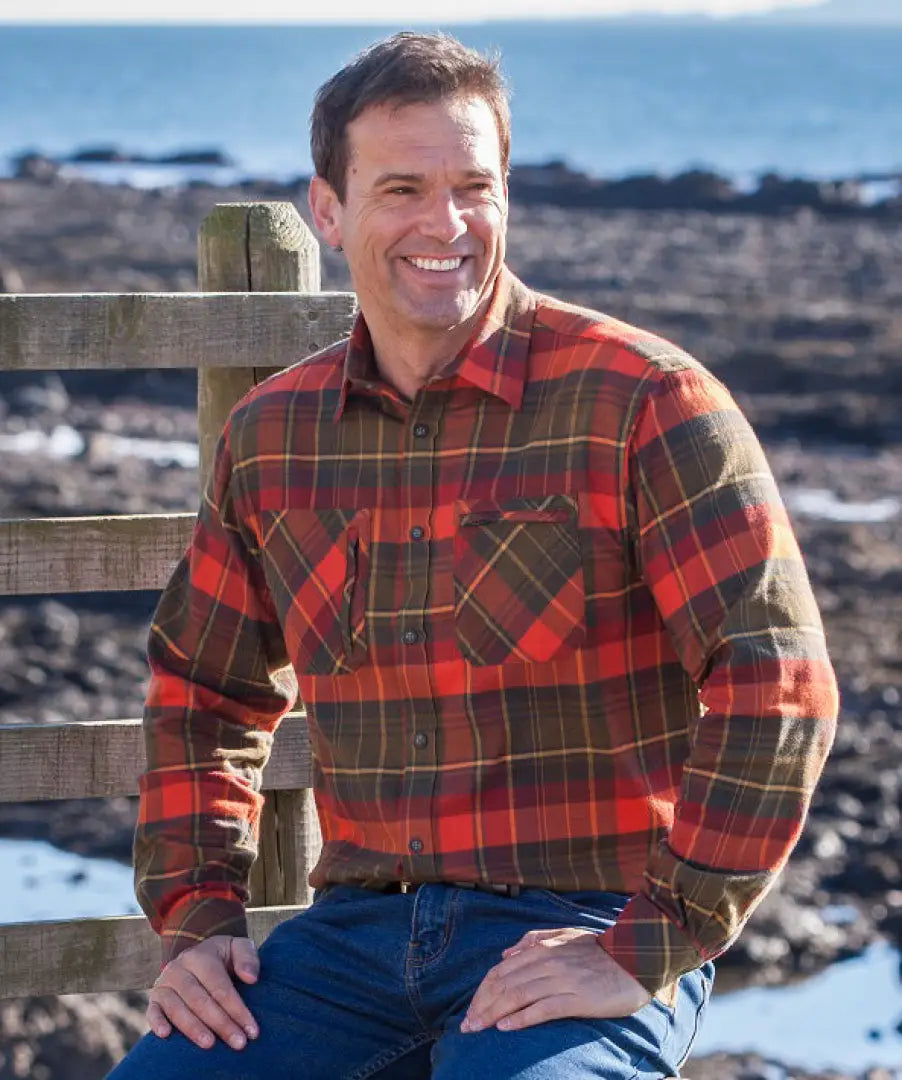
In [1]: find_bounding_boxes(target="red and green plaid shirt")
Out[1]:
[136,267,838,992]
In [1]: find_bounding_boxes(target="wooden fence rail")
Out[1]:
[0,291,356,370]
[0,512,195,594]
[0,715,312,803]
[0,201,343,999]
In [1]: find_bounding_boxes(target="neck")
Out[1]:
[366,307,488,402]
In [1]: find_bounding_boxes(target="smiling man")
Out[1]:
[108,31,838,1080]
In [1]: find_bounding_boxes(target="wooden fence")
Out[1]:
[0,201,357,997]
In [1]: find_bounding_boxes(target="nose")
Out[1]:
[419,189,467,245]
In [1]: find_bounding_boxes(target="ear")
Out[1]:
[308,176,344,249]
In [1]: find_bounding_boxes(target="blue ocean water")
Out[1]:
[0,21,901,182]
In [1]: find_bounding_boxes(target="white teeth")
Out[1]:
[406,256,463,272]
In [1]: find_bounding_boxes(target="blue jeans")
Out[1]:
[108,884,713,1078]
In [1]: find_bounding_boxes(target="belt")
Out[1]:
[377,880,522,898]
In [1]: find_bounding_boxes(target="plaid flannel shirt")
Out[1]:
[136,267,838,992]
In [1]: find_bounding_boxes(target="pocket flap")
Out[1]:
[458,494,578,528]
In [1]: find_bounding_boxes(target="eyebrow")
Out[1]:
[372,169,497,188]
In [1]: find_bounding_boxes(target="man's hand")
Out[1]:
[147,935,261,1050]
[461,928,651,1034]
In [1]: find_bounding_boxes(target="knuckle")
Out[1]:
[208,978,236,1005]
[182,982,210,1010]
[151,985,177,1008]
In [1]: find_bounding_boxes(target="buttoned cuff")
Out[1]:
[597,891,704,995]
[159,891,249,966]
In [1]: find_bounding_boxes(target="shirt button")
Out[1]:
[409,837,424,854]
[410,525,425,541]
[413,732,428,749]
[402,629,420,646]
[413,423,429,438]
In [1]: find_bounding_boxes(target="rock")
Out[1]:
[68,146,130,163]
[11,153,59,184]
[9,373,70,417]
[0,265,24,293]
[65,146,233,167]
[0,992,148,1080]
[156,149,232,167]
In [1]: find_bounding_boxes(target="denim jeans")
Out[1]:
[107,884,713,1079]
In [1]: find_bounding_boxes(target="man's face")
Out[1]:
[310,94,508,345]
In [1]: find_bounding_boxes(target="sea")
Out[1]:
[1,21,901,185]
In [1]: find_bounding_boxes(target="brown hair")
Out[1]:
[310,31,511,202]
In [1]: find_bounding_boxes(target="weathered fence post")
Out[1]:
[197,202,322,908]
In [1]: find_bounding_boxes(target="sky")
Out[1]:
[0,0,825,25]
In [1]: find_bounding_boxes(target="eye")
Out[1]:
[388,185,416,196]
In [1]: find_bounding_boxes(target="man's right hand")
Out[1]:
[146,935,261,1050]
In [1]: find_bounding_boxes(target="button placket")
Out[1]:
[398,401,442,879]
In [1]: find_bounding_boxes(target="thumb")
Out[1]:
[230,936,260,983]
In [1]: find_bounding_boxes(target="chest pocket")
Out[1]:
[453,495,586,666]
[259,508,369,676]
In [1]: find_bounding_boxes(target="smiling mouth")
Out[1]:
[402,256,466,272]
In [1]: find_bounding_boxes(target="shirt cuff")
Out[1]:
[159,891,249,966]
[597,891,704,994]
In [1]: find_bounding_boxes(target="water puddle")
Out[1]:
[694,943,902,1073]
[784,485,900,524]
[0,836,139,923]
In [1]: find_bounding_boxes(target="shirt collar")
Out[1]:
[333,266,535,422]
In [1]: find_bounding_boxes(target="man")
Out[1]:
[109,31,838,1079]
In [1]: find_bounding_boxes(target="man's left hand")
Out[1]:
[461,928,651,1034]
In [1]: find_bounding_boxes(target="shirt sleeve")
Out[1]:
[134,420,297,964]
[599,366,839,993]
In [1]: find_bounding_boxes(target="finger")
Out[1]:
[464,974,559,1033]
[474,932,566,1006]
[502,928,562,958]
[495,993,577,1032]
[146,1000,172,1039]
[150,985,219,1050]
[183,966,256,1049]
[466,947,549,1021]
[186,949,259,1041]
[155,969,250,1050]
[231,937,260,985]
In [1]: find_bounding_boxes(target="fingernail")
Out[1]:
[245,1024,259,1040]
[230,1033,247,1050]
[199,1035,214,1049]
[498,1017,512,1030]
[460,1017,470,1033]
[467,1016,483,1032]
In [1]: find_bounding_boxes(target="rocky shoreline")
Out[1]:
[0,170,900,1079]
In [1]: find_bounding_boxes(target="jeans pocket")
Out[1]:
[532,887,631,925]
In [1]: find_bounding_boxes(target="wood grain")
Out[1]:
[198,202,322,907]
[0,714,312,803]
[0,290,356,371]
[0,905,305,996]
[0,513,195,595]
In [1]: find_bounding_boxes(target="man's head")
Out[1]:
[310,32,510,204]
[308,33,511,367]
